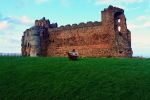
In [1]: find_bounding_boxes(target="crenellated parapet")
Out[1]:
[35,17,58,29]
[50,23,58,28]
[48,21,102,32]
[102,5,124,13]
[35,17,50,28]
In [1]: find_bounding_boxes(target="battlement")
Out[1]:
[48,21,102,32]
[35,17,58,29]
[102,5,124,13]
[50,23,58,28]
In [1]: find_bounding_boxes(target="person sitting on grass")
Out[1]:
[70,49,79,56]
[67,49,79,60]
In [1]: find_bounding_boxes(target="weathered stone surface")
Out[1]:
[21,26,40,57]
[21,5,133,58]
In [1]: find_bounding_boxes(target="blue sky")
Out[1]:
[0,0,150,57]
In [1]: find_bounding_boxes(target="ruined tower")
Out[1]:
[101,5,132,57]
[21,5,132,58]
[21,26,40,57]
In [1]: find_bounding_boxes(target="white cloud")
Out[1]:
[95,0,112,5]
[0,15,34,53]
[143,20,150,27]
[128,23,150,29]
[0,31,21,53]
[35,0,50,4]
[128,24,138,29]
[6,15,34,25]
[20,15,34,25]
[0,21,9,30]
[94,0,133,11]
[128,15,150,29]
[95,0,143,6]
[131,31,150,57]
[145,9,149,12]
[60,0,70,7]
[136,16,147,21]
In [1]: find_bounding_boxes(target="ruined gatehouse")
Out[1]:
[21,5,133,58]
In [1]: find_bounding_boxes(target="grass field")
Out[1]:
[0,57,150,100]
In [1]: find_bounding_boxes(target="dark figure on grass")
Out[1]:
[67,49,79,60]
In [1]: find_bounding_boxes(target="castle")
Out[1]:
[21,5,133,58]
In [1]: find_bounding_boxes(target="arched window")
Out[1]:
[118,18,121,31]
[114,12,123,32]
[118,26,121,32]
[118,18,120,23]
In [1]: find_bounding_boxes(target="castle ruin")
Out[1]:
[21,5,133,58]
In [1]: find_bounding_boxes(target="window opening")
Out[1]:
[118,26,121,32]
[118,18,120,23]
[119,51,123,54]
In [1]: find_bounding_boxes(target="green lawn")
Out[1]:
[0,57,150,100]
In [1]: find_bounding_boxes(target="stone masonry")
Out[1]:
[21,5,133,58]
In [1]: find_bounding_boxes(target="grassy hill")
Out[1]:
[0,57,150,100]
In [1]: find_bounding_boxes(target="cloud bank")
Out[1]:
[0,14,34,53]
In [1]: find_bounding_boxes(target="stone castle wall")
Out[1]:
[46,22,111,57]
[21,5,133,58]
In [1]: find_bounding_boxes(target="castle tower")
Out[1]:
[29,26,41,57]
[35,17,50,28]
[101,5,132,57]
[21,17,58,57]
[21,26,40,57]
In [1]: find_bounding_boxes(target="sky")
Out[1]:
[0,0,150,57]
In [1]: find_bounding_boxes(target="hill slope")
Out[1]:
[0,57,150,100]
